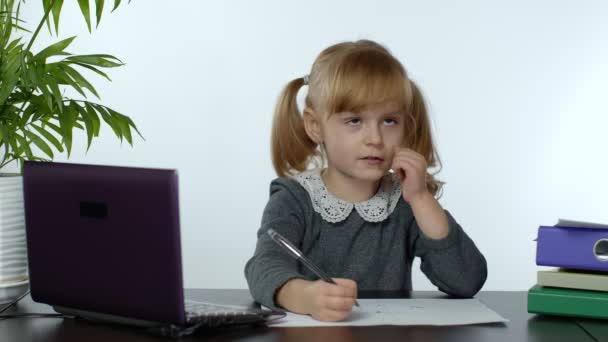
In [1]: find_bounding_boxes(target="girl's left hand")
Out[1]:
[391,146,429,204]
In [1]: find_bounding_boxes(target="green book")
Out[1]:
[528,285,608,319]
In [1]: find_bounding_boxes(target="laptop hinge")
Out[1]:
[53,305,164,328]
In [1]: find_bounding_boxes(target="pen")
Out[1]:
[267,228,360,307]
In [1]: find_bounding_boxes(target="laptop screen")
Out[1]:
[23,161,186,325]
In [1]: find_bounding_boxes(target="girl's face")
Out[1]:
[321,102,405,182]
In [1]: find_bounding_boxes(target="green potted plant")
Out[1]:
[0,0,140,302]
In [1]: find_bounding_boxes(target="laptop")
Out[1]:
[22,161,284,337]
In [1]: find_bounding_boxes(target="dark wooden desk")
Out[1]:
[0,289,604,342]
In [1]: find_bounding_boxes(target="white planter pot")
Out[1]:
[0,174,29,303]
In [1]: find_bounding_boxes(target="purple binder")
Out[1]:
[536,226,608,272]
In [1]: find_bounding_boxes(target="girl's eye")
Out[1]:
[384,118,398,126]
[346,118,361,126]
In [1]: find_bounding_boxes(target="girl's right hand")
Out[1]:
[302,278,358,322]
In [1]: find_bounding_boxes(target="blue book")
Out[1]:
[536,225,608,272]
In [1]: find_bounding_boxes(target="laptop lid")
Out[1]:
[23,161,186,325]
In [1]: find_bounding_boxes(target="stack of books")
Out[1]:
[528,219,608,319]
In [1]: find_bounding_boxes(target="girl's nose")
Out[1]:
[364,124,383,145]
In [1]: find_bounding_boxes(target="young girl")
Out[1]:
[244,40,487,322]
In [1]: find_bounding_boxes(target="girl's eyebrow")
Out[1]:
[386,111,405,117]
[369,110,403,117]
[336,109,402,117]
[335,111,356,117]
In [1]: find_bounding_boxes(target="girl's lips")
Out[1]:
[360,157,384,165]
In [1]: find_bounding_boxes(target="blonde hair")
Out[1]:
[271,40,444,196]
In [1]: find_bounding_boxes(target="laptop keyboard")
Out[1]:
[184,300,273,327]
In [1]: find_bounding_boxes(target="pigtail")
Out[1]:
[271,77,319,177]
[408,80,445,197]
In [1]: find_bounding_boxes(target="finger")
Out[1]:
[397,146,420,156]
[394,148,426,164]
[393,156,425,175]
[391,164,406,182]
[333,278,358,291]
[393,151,426,166]
[396,158,421,175]
[325,295,356,311]
[397,161,423,184]
[392,146,414,164]
[393,146,418,157]
[392,146,406,162]
[391,159,412,181]
[404,152,427,166]
[332,279,358,300]
[316,308,352,322]
[326,282,357,298]
[391,154,406,171]
[392,147,424,172]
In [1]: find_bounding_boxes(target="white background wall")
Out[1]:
[17,1,608,290]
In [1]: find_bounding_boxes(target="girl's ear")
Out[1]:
[303,108,323,144]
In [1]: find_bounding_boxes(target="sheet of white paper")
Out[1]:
[267,298,508,327]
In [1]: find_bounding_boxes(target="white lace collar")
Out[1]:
[293,169,402,223]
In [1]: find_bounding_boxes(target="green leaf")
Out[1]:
[56,105,77,156]
[77,0,92,33]
[0,124,19,158]
[65,54,123,68]
[5,37,22,52]
[95,0,104,28]
[95,104,122,140]
[24,59,40,87]
[106,107,132,144]
[71,62,111,81]
[14,133,33,160]
[31,123,64,152]
[42,120,63,137]
[35,36,75,61]
[0,70,20,106]
[0,106,21,125]
[41,0,52,34]
[45,76,64,113]
[19,103,37,126]
[58,64,100,98]
[29,95,53,122]
[24,130,53,158]
[84,102,101,135]
[51,0,64,35]
[0,41,21,104]
[126,117,143,139]
[112,0,122,12]
[114,107,142,140]
[37,82,55,112]
[0,123,8,143]
[72,102,94,149]
[48,64,87,98]
[12,23,31,33]
[1,16,14,49]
